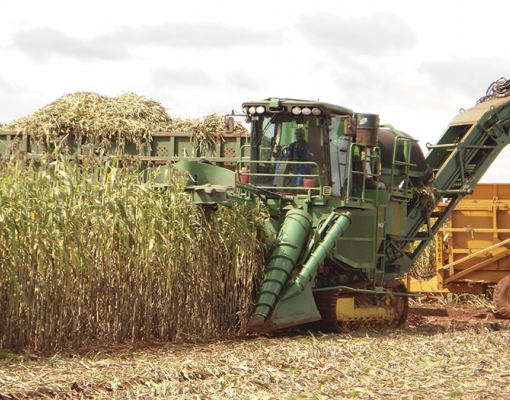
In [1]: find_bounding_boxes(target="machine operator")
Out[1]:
[274,128,314,187]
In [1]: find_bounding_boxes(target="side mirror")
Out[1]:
[225,116,235,134]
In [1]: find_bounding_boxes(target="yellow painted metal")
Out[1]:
[336,297,396,322]
[442,239,510,284]
[336,297,355,319]
[407,276,487,294]
[406,276,449,293]
[410,183,510,294]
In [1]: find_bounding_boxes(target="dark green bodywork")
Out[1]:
[176,95,510,331]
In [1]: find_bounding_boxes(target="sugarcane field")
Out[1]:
[2,90,510,400]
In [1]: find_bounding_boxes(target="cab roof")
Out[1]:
[242,98,354,117]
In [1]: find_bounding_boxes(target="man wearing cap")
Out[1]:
[274,128,314,186]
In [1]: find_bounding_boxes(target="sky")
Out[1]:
[1,0,510,182]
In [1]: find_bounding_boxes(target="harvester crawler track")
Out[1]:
[311,282,409,332]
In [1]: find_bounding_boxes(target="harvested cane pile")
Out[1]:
[5,92,172,146]
[168,114,249,149]
[4,92,248,152]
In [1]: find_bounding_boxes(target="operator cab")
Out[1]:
[241,98,430,199]
[241,98,355,196]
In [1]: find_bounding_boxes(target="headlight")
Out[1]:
[312,107,321,115]
[243,107,248,114]
[302,107,311,115]
[248,106,256,114]
[292,107,302,115]
[256,106,265,114]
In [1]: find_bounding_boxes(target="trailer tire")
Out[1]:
[493,275,510,319]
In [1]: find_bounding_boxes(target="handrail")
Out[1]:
[235,160,323,194]
[345,143,381,203]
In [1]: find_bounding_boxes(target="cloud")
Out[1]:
[321,55,508,113]
[146,67,267,118]
[150,67,266,97]
[322,59,466,118]
[296,12,417,56]
[418,57,510,100]
[0,75,17,94]
[227,71,265,92]
[10,27,133,61]
[151,67,215,88]
[110,22,282,49]
[0,76,43,123]
[10,22,283,62]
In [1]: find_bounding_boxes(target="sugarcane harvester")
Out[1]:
[174,78,510,332]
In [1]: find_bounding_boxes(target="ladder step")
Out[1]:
[393,161,417,167]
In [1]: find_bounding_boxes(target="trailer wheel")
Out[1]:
[493,275,510,319]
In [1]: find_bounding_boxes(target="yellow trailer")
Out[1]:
[406,183,510,317]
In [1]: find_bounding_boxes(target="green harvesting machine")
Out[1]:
[174,78,510,332]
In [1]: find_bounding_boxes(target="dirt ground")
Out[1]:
[407,302,510,330]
